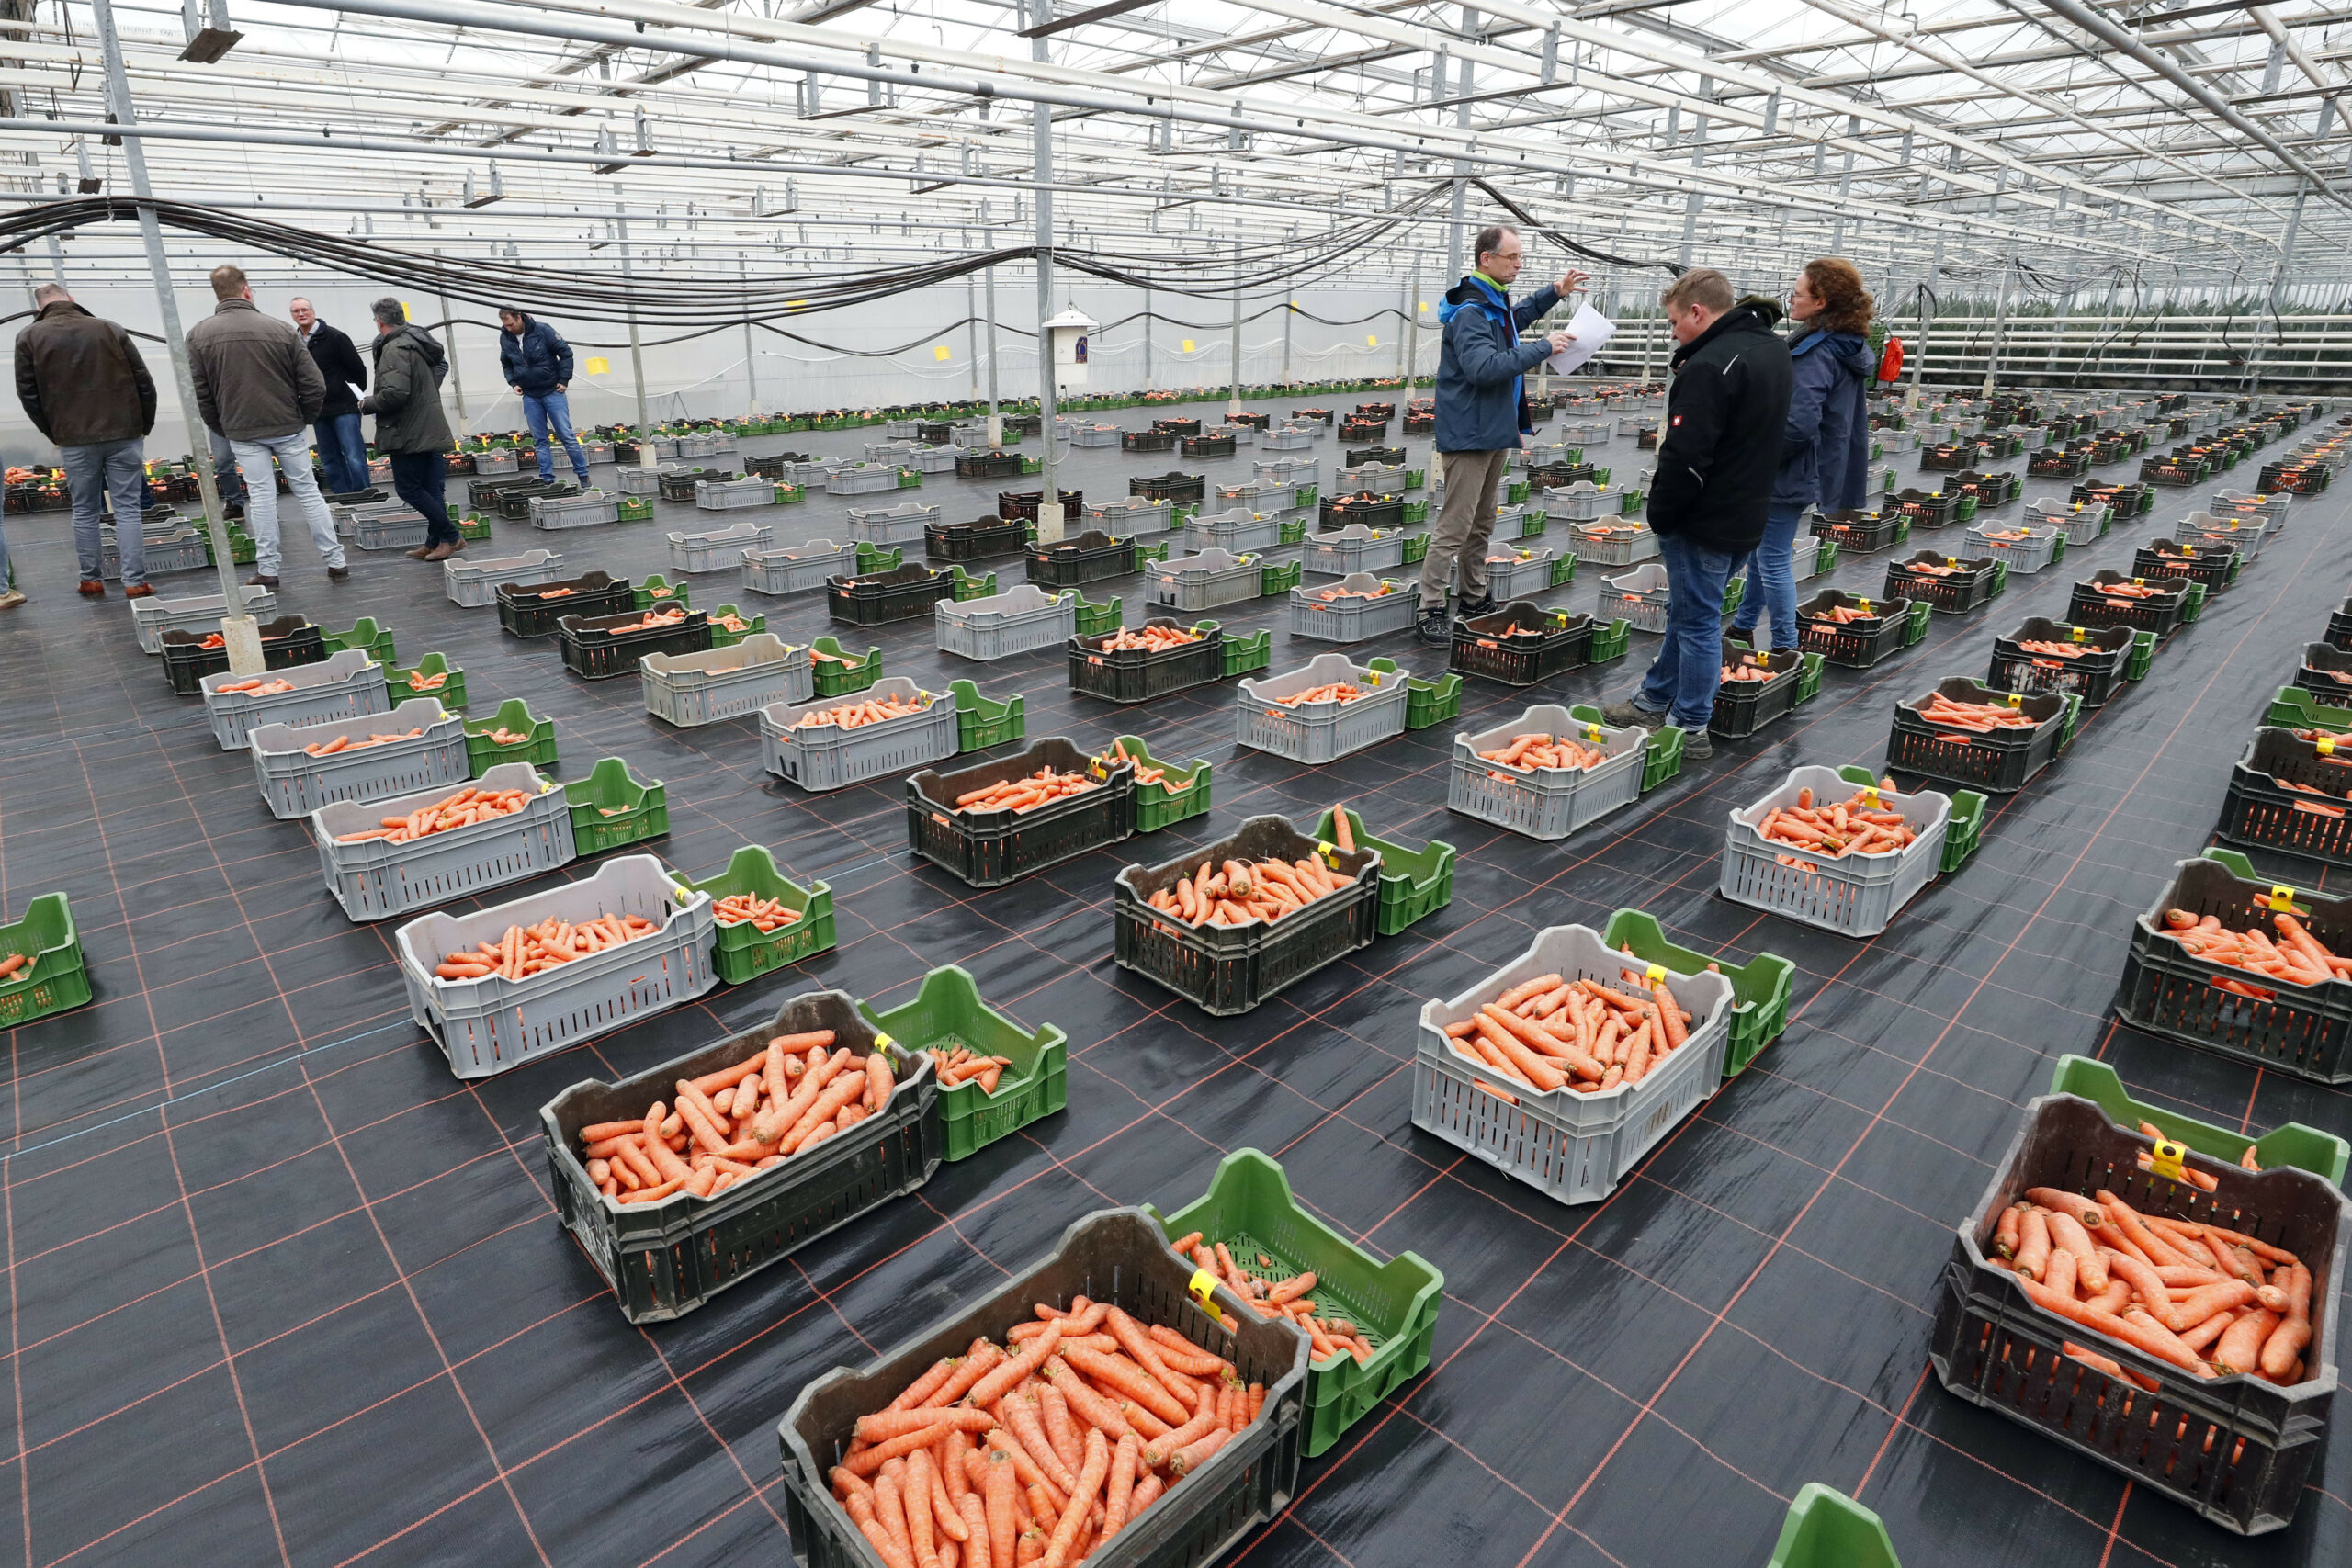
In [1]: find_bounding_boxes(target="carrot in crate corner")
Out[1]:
[1475,732,1611,773]
[1165,1231,1366,1367]
[1438,969,1695,1094]
[0,953,27,980]
[300,727,424,756]
[333,783,535,843]
[1096,625,1200,652]
[957,767,1101,815]
[712,893,803,932]
[1097,739,1169,790]
[811,646,865,670]
[924,1045,1015,1093]
[795,694,929,730]
[1756,784,1918,858]
[569,1028,894,1203]
[216,676,296,695]
[826,1297,1269,1563]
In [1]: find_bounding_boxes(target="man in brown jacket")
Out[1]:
[13,282,160,598]
[186,264,347,586]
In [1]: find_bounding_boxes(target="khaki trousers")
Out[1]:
[1417,448,1513,608]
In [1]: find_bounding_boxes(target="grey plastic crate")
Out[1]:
[1551,481,1611,523]
[676,432,736,458]
[1411,923,1733,1204]
[1965,522,2063,574]
[615,466,671,497]
[1182,510,1285,556]
[1218,479,1295,512]
[581,439,616,464]
[1148,547,1261,611]
[882,419,923,439]
[861,441,916,465]
[1718,765,1951,938]
[520,490,614,530]
[1261,425,1318,450]
[1600,562,1673,633]
[789,457,842,486]
[640,632,809,727]
[1555,419,1612,446]
[1520,441,1583,469]
[1566,519,1658,566]
[1305,523,1408,576]
[1254,457,1318,486]
[934,582,1076,661]
[1067,423,1120,447]
[741,539,858,596]
[355,507,431,551]
[1080,497,1175,534]
[2215,488,2290,524]
[132,584,277,653]
[845,501,937,546]
[313,760,573,921]
[200,649,387,750]
[471,447,521,475]
[1445,703,1648,840]
[248,698,468,819]
[1286,575,1416,642]
[1234,652,1409,763]
[2179,510,2268,562]
[1211,422,1255,446]
[909,446,959,474]
[2024,498,2110,546]
[643,437,684,459]
[1789,532,1826,581]
[827,463,910,496]
[667,519,771,572]
[691,479,778,513]
[446,547,565,607]
[1333,464,1408,496]
[1481,546,1562,601]
[100,528,207,579]
[396,854,718,1079]
[759,677,957,792]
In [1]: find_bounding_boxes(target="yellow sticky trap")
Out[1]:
[1187,1269,1227,1325]
[2148,1137,2187,1182]
[1945,557,1958,568]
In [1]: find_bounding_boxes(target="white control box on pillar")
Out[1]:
[1037,308,1097,543]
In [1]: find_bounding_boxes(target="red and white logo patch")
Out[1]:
[1670,414,1683,426]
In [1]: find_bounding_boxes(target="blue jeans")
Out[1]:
[1730,503,1805,651]
[62,438,149,585]
[523,390,590,483]
[209,427,247,506]
[1635,533,1741,731]
[313,411,369,494]
[389,450,461,548]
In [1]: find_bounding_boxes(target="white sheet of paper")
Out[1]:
[1544,304,1618,376]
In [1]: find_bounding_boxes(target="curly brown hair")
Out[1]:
[1801,257,1873,336]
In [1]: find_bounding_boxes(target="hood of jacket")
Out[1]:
[375,322,447,374]
[1436,274,1510,327]
[1791,326,1871,378]
[1668,299,1782,372]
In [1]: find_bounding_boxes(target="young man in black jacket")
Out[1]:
[1602,269,1792,760]
[289,298,370,494]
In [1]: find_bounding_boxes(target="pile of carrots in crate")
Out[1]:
[1758,783,1917,858]
[712,612,753,635]
[334,784,536,844]
[1721,661,1779,683]
[0,953,28,981]
[401,669,450,692]
[1474,731,1612,773]
[1892,559,1965,579]
[923,1046,1017,1093]
[812,647,866,671]
[1269,681,1369,707]
[300,727,424,756]
[1097,740,1182,794]
[792,694,929,730]
[533,586,578,599]
[1805,601,1886,624]
[1141,818,1355,929]
[956,768,1101,815]
[604,605,688,634]
[825,1298,1268,1568]
[2015,638,2089,660]
[1094,625,1200,652]
[197,632,226,649]
[435,910,662,981]
[2091,581,2166,601]
[216,676,296,695]
[571,1031,894,1204]
[1304,582,1395,601]
[1440,964,1697,1098]
[1987,1184,2314,1385]
[1917,693,2041,733]
[2129,1120,2260,1190]
[1979,527,2045,543]
[1169,1233,1371,1365]
[2158,907,2352,993]
[478,725,536,746]
[1574,524,1646,540]
[711,893,803,932]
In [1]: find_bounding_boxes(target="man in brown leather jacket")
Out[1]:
[13,282,159,598]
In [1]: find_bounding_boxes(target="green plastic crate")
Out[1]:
[1793,650,1825,705]
[204,527,257,565]
[1019,455,1043,475]
[565,757,669,854]
[1311,806,1454,936]
[1134,540,1170,567]
[1401,500,1430,526]
[461,698,557,774]
[1400,532,1430,564]
[773,481,806,505]
[1815,537,1841,575]
[1278,519,1306,546]
[1600,908,1795,1079]
[1143,1149,1442,1459]
[634,574,691,612]
[1505,479,1530,505]
[680,844,836,985]
[458,513,493,542]
[2266,683,2352,734]
[810,637,882,697]
[1112,735,1212,831]
[854,542,903,575]
[2051,1047,2346,1186]
[1719,574,1744,620]
[616,495,653,523]
[2180,579,2209,624]
[1768,1485,1901,1568]
[950,566,998,602]
[1259,559,1301,596]
[1403,671,1462,729]
[0,894,91,1027]
[705,604,767,649]
[1589,616,1632,665]
[386,651,466,709]
[1902,598,1930,648]
[1986,558,2008,600]
[1073,593,1122,637]
[1222,626,1272,678]
[1517,511,1545,540]
[861,965,1066,1163]
[896,468,923,489]
[1953,494,1978,523]
[949,680,1025,751]
[322,616,397,666]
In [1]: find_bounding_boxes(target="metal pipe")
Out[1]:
[616,196,652,460]
[1140,281,1152,390]
[434,251,469,436]
[984,227,1001,446]
[1031,6,1061,544]
[1980,252,2016,395]
[741,251,762,414]
[1227,238,1243,415]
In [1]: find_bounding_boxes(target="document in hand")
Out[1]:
[1544,304,1619,376]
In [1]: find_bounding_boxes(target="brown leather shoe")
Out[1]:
[404,546,434,560]
[421,542,461,562]
[245,573,279,589]
[122,582,155,599]
[77,580,105,597]
[327,565,350,581]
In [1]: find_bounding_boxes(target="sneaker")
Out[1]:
[1600,699,1664,730]
[1680,731,1714,761]
[222,502,244,521]
[245,572,279,589]
[326,565,350,581]
[122,583,154,600]
[1415,605,1453,647]
[77,579,104,597]
[0,588,24,610]
[404,545,434,560]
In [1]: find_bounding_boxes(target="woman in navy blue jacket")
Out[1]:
[1729,258,1874,651]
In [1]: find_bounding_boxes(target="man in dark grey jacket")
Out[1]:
[186,265,346,586]
[13,282,159,597]
[360,299,462,561]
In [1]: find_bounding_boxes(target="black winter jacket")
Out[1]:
[302,321,369,418]
[1648,300,1795,555]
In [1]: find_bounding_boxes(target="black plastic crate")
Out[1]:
[1709,643,1805,739]
[1890,488,1959,528]
[1346,445,1406,468]
[2028,447,2091,479]
[2215,726,2352,874]
[904,738,1136,888]
[557,605,711,679]
[955,450,1024,479]
[1150,417,1202,437]
[2131,539,2241,594]
[1920,443,1973,471]
[915,422,956,446]
[1811,507,1908,553]
[2293,641,2352,706]
[922,515,1030,561]
[466,475,536,510]
[1292,407,1334,425]
[1003,414,1043,437]
[1113,814,1379,1015]
[825,562,957,626]
[1337,419,1386,442]
[1128,471,1202,503]
[2326,598,2352,653]
[1023,529,1138,587]
[745,452,809,479]
[497,480,579,520]
[540,991,938,1324]
[1120,429,1176,454]
[1068,618,1226,704]
[1354,401,1396,419]
[1319,492,1405,530]
[2067,571,2198,637]
[1403,412,1436,435]
[2259,461,2329,493]
[1986,617,2143,707]
[1446,603,1599,686]
[777,1208,1310,1566]
[2072,480,2149,515]
[1527,462,1599,492]
[1230,411,1271,430]
[660,468,729,503]
[1884,551,1999,614]
[997,488,1081,522]
[1796,591,1915,669]
[159,615,325,695]
[1182,433,1238,458]
[1887,676,2072,794]
[1928,1092,2347,1534]
[1953,469,2020,507]
[2140,455,2207,487]
[497,570,636,638]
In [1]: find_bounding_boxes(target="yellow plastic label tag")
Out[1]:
[1644,963,1666,984]
[2071,626,2087,642]
[2007,692,2023,707]
[2132,577,2145,586]
[871,1032,894,1052]
[1858,597,1873,614]
[1187,1269,1227,1325]
[1584,722,1603,742]
[1317,841,1340,869]
[1861,787,1882,808]
[1945,557,1958,568]
[2270,885,2298,912]
[2320,736,2337,758]
[2148,1137,2186,1182]
[2227,520,2239,529]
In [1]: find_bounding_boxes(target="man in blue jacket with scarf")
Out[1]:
[1419,225,1586,645]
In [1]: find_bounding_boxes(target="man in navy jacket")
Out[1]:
[497,308,592,485]
[1419,225,1585,645]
